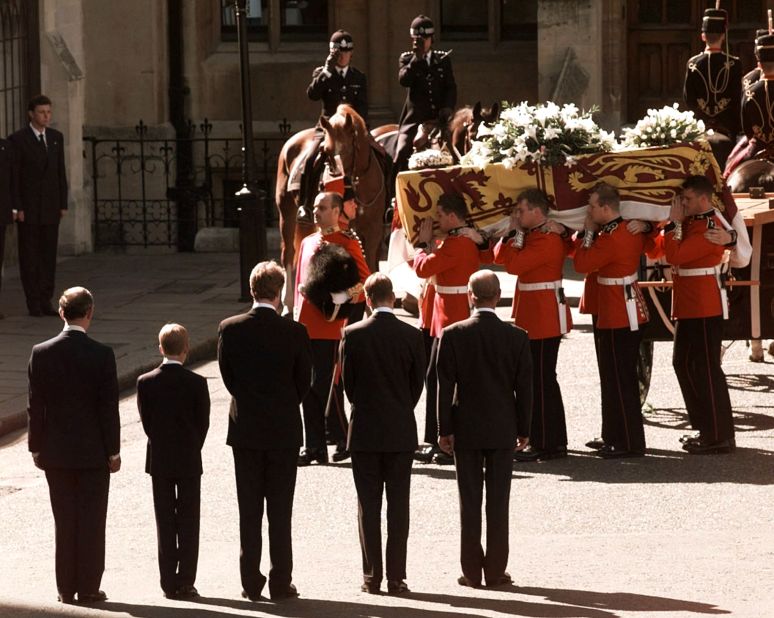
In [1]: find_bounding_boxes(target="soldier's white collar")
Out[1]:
[474,307,496,314]
[63,324,86,333]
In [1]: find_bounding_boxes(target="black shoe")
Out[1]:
[78,590,108,603]
[432,450,454,465]
[332,442,350,462]
[514,446,567,462]
[175,585,199,598]
[40,303,59,316]
[413,445,438,464]
[297,447,328,466]
[361,582,380,594]
[270,583,299,601]
[57,593,75,604]
[457,575,481,588]
[241,589,263,602]
[679,432,701,444]
[485,572,513,587]
[585,437,605,450]
[387,580,410,595]
[597,445,645,459]
[683,438,735,454]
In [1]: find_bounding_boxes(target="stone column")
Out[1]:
[367,0,394,124]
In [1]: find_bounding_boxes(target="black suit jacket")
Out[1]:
[218,307,312,450]
[0,138,17,224]
[437,311,532,450]
[341,311,425,452]
[27,330,120,468]
[307,65,368,122]
[137,363,210,478]
[9,126,68,225]
[398,49,457,127]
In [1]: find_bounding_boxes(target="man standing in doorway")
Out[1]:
[10,94,68,317]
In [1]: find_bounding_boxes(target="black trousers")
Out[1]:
[351,451,413,586]
[394,123,419,177]
[151,475,201,595]
[673,316,734,442]
[302,339,348,450]
[232,447,297,596]
[45,467,110,597]
[453,448,512,585]
[17,221,59,312]
[529,337,567,449]
[598,327,646,452]
[423,337,440,446]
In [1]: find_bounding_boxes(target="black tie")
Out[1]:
[38,133,46,150]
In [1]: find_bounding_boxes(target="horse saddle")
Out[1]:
[302,242,363,322]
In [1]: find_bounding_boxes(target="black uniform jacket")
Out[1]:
[341,311,425,452]
[743,78,774,151]
[398,49,457,127]
[218,306,312,450]
[683,51,742,137]
[9,126,68,225]
[27,330,120,469]
[307,64,369,122]
[0,138,17,225]
[437,311,532,450]
[137,363,210,478]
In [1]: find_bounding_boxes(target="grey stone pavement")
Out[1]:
[0,252,773,617]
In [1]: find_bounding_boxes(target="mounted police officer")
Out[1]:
[394,15,457,175]
[296,30,368,216]
[683,7,742,169]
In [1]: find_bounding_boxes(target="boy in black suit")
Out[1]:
[340,273,425,595]
[27,286,120,604]
[218,261,312,602]
[137,323,210,599]
[437,270,532,589]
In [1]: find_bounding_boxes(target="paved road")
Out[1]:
[1,305,772,617]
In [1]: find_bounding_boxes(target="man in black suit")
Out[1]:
[218,261,312,602]
[437,270,531,589]
[340,273,425,595]
[137,323,210,600]
[0,137,17,319]
[27,287,120,605]
[10,94,68,317]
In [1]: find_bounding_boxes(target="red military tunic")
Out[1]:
[573,218,648,330]
[662,211,726,319]
[295,227,371,340]
[493,228,572,340]
[413,229,480,338]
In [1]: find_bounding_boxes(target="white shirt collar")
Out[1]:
[30,123,45,139]
[162,358,183,365]
[63,324,86,333]
[338,66,348,78]
[474,307,496,314]
[425,51,433,63]
[252,301,277,311]
[372,307,394,314]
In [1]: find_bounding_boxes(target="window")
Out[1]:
[440,0,537,43]
[221,0,328,43]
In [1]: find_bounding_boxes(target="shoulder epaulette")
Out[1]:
[434,49,453,61]
[400,51,414,59]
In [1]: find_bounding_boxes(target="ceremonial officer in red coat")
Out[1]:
[295,191,370,465]
[412,193,480,464]
[494,189,571,462]
[662,175,735,454]
[573,184,649,458]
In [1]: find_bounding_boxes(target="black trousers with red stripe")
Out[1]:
[597,327,646,452]
[673,316,734,442]
[528,337,567,449]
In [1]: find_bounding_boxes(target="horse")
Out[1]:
[276,104,387,314]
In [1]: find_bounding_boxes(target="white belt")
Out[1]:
[674,265,728,320]
[517,279,568,334]
[435,284,468,295]
[597,272,640,331]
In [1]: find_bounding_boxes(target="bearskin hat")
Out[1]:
[302,242,362,321]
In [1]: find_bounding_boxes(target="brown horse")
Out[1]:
[276,104,387,313]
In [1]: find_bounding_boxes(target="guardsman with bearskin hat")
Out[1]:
[493,189,572,463]
[394,15,457,176]
[683,5,742,168]
[660,175,735,454]
[573,183,650,459]
[294,191,371,466]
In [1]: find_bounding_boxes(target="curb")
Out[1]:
[0,336,219,441]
